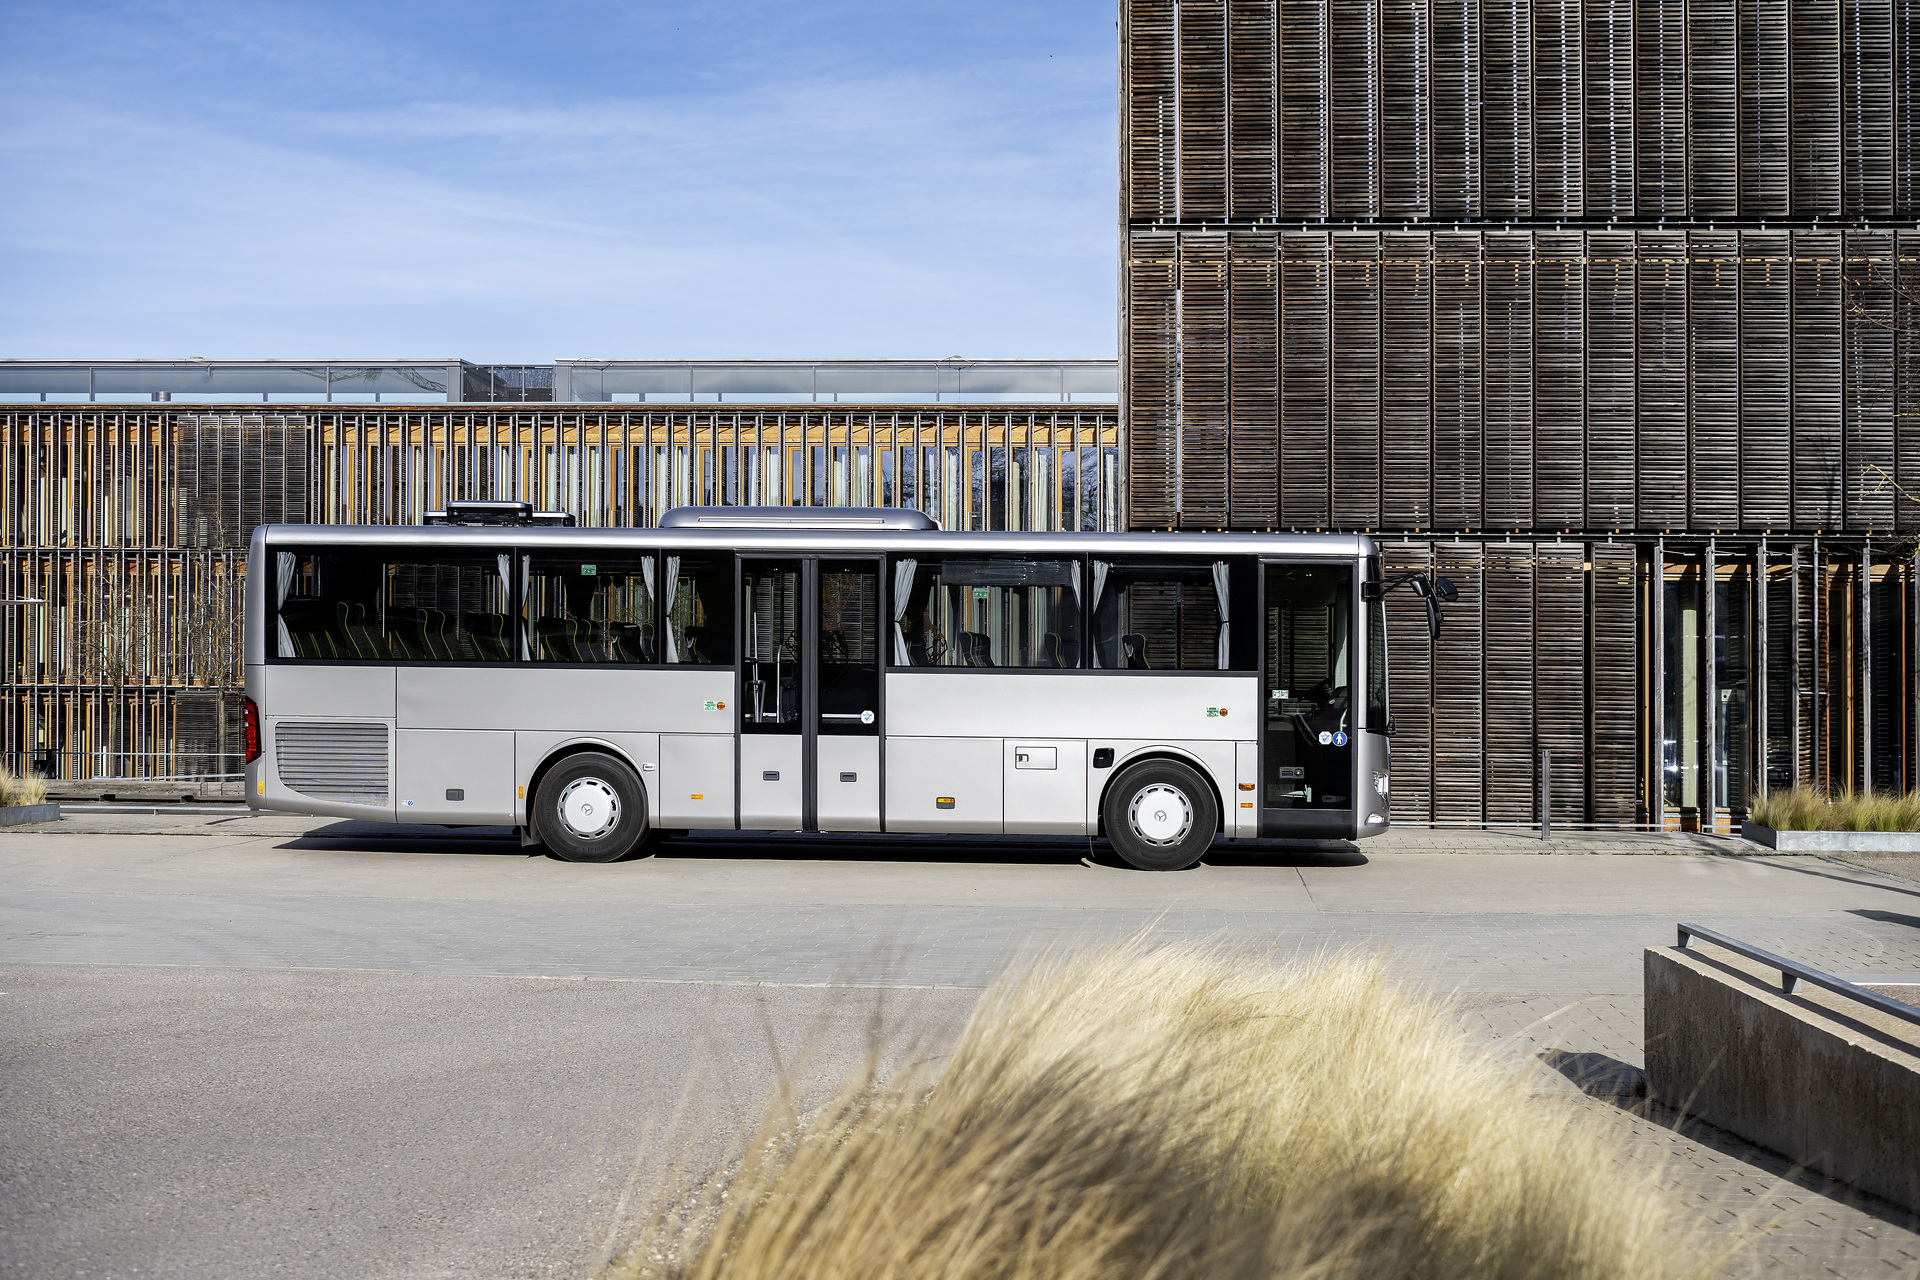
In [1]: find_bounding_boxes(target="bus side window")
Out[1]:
[665,554,734,665]
[1089,558,1252,670]
[891,555,1082,669]
[525,554,659,664]
[383,555,514,662]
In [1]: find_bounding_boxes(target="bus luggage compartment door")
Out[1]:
[1003,739,1086,835]
[395,729,514,823]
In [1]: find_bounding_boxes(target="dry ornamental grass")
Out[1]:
[0,765,47,808]
[1750,784,1920,832]
[603,946,1706,1280]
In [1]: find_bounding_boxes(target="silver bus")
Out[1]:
[242,504,1442,870]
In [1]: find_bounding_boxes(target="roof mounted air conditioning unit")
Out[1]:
[423,500,576,527]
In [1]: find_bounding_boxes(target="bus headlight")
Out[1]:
[1372,771,1389,796]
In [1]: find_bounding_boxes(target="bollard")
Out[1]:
[1540,749,1551,841]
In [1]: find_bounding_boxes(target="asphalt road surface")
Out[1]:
[4,812,1920,1278]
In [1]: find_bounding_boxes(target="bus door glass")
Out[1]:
[740,560,803,829]
[814,560,881,831]
[1262,562,1355,829]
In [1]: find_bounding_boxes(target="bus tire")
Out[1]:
[1102,758,1216,871]
[532,752,651,863]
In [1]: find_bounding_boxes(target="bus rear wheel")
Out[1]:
[1103,759,1217,871]
[533,752,652,863]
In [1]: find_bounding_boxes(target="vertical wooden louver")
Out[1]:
[1431,234,1484,528]
[1689,231,1742,529]
[1331,234,1383,527]
[1180,232,1232,526]
[1280,232,1332,525]
[1842,0,1895,214]
[1381,0,1433,215]
[1793,0,1844,212]
[1588,542,1640,822]
[1381,233,1434,529]
[1228,232,1280,525]
[1844,231,1897,529]
[1432,0,1483,215]
[1792,230,1846,527]
[1635,231,1689,528]
[1482,234,1535,528]
[1128,232,1182,529]
[1636,0,1690,212]
[1533,236,1585,528]
[1432,542,1486,819]
[1126,0,1179,219]
[1535,543,1589,818]
[1382,541,1436,820]
[1482,0,1533,216]
[1180,0,1230,220]
[1741,231,1793,524]
[1482,544,1537,819]
[1689,0,1739,216]
[1281,0,1330,216]
[1899,232,1920,532]
[1330,0,1381,214]
[1743,0,1793,214]
[1533,0,1584,215]
[1229,0,1278,217]
[1584,0,1636,215]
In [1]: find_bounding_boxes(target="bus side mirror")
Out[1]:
[1426,597,1443,640]
[1433,577,1458,603]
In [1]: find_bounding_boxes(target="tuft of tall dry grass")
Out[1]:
[603,945,1705,1280]
[0,765,47,808]
[1751,784,1920,832]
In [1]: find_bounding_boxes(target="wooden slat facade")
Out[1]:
[1122,0,1920,823]
[4,407,1121,781]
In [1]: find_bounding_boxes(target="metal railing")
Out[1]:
[1676,922,1920,1029]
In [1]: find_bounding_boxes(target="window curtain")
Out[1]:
[664,555,682,662]
[891,558,917,665]
[275,552,296,657]
[1212,560,1231,669]
[1088,560,1109,667]
[518,556,533,660]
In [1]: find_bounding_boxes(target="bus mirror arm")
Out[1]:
[1367,572,1457,637]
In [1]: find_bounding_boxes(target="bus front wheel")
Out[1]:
[533,752,652,863]
[1103,759,1217,871]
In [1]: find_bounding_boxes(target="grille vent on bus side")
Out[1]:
[274,722,390,804]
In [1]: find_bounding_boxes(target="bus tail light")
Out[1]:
[243,698,261,764]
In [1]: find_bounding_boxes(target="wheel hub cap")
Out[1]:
[558,778,620,839]
[1129,783,1192,846]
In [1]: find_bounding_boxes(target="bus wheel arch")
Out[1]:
[1095,750,1226,871]
[524,742,656,862]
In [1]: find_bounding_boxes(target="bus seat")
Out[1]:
[466,613,511,663]
[336,602,382,660]
[959,632,995,667]
[683,626,709,664]
[418,609,455,661]
[1122,633,1151,669]
[1038,631,1065,668]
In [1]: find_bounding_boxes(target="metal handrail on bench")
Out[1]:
[1676,922,1920,1029]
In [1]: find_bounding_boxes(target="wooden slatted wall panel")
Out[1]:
[1229,231,1281,526]
[1181,0,1230,219]
[1535,544,1589,819]
[1383,542,1436,820]
[1128,232,1182,529]
[1483,233,1534,527]
[1689,231,1742,528]
[1482,544,1536,819]
[1432,233,1484,528]
[1844,231,1897,529]
[1636,0,1689,212]
[1483,0,1532,216]
[1180,232,1232,527]
[1381,0,1432,215]
[1281,0,1330,216]
[1381,233,1434,528]
[1586,232,1637,528]
[1280,231,1332,525]
[1433,0,1483,215]
[1331,234,1382,527]
[1584,0,1635,215]
[1636,231,1690,527]
[1588,541,1640,821]
[1126,0,1179,219]
[1532,0,1582,216]
[1742,0,1792,214]
[1433,541,1486,819]
[1689,0,1740,216]
[1229,0,1279,217]
[1842,0,1895,214]
[1899,232,1920,532]
[1535,233,1586,527]
[1900,0,1920,213]
[1792,230,1846,527]
[1793,0,1844,212]
[1741,231,1793,524]
[1329,0,1380,214]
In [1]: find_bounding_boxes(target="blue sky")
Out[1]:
[0,1,1117,360]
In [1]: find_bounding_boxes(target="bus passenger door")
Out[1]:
[1260,561,1358,838]
[813,560,881,831]
[740,560,804,829]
